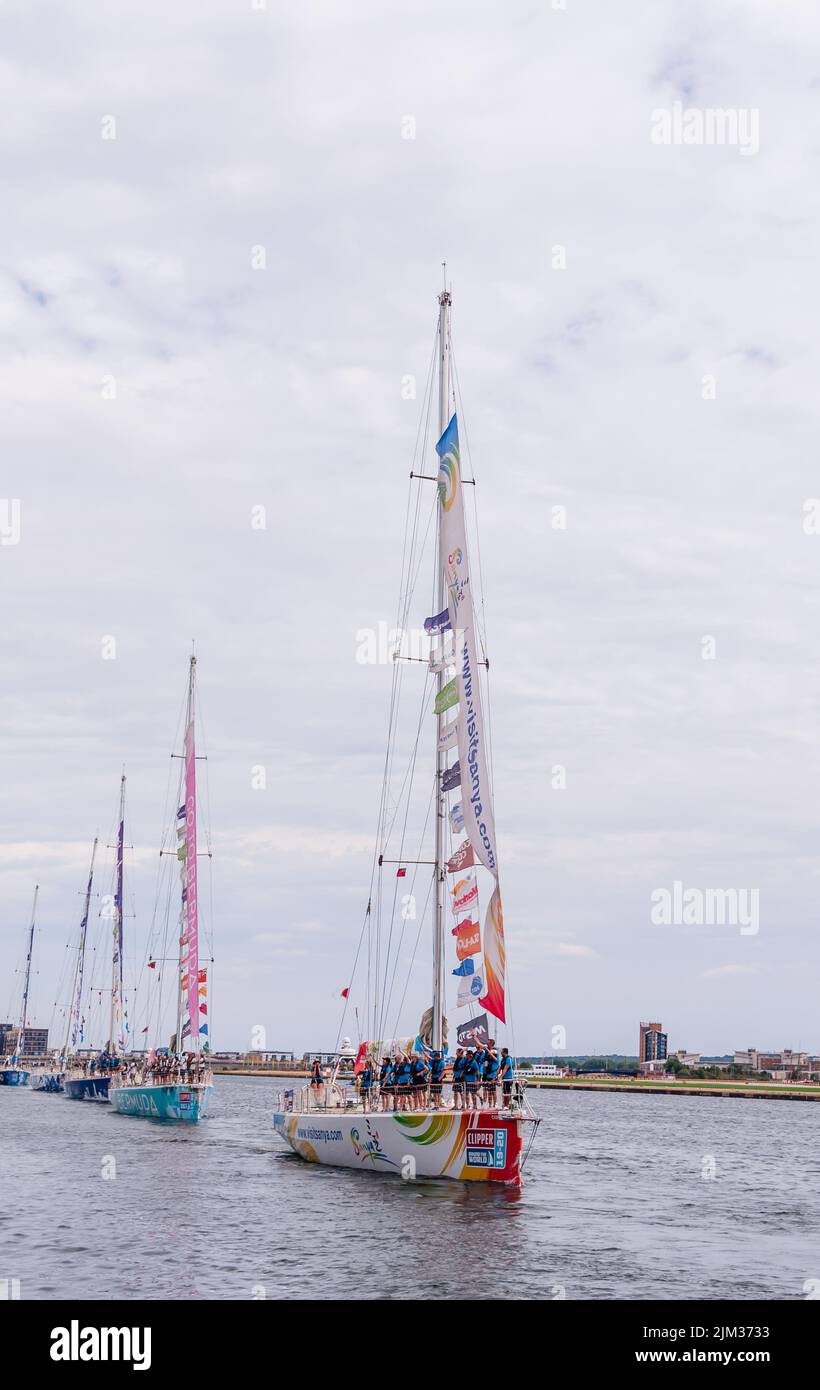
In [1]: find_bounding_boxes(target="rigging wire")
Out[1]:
[333,320,439,1052]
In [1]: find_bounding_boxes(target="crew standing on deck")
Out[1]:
[483,1040,500,1107]
[473,1041,487,1104]
[310,1057,323,1098]
[410,1050,429,1110]
[500,1048,515,1107]
[451,1048,466,1109]
[359,1056,375,1111]
[395,1051,412,1111]
[429,1050,446,1109]
[464,1049,481,1109]
[379,1055,391,1111]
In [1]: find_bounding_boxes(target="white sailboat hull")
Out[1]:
[273,1108,528,1185]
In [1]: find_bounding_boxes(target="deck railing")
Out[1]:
[275,1079,534,1116]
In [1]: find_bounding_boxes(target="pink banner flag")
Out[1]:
[184,719,199,1040]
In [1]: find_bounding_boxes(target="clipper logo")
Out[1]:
[466,1127,508,1169]
[50,1321,151,1370]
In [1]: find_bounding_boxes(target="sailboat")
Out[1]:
[110,656,213,1122]
[31,840,98,1095]
[0,887,39,1087]
[64,808,121,1102]
[273,284,540,1184]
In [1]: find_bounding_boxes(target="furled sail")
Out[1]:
[418,1008,449,1050]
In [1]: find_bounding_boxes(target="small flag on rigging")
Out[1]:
[396,867,407,878]
[447,840,474,873]
[438,720,459,753]
[457,970,484,1008]
[434,678,459,716]
[451,871,478,915]
[452,918,481,961]
[424,608,452,636]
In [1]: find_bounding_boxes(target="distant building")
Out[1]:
[675,1049,701,1067]
[734,1048,815,1080]
[246,1051,295,1063]
[516,1063,566,1078]
[639,1021,668,1074]
[0,1024,48,1056]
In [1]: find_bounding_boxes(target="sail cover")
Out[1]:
[437,413,506,1023]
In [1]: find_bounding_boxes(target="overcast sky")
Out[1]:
[2,0,820,1057]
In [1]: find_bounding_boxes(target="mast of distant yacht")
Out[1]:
[18,885,38,1058]
[109,774,126,1054]
[64,838,98,1060]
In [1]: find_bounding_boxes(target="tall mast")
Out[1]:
[18,885,38,1058]
[178,654,199,1054]
[109,774,126,1054]
[65,838,98,1059]
[432,283,452,1052]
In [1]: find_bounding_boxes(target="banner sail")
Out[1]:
[437,413,506,1024]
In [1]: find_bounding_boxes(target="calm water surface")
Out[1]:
[1,1079,816,1300]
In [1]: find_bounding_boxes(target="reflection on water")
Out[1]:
[2,1078,816,1299]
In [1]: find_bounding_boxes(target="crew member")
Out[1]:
[411,1050,429,1110]
[464,1049,481,1108]
[483,1043,500,1107]
[451,1049,466,1109]
[379,1055,391,1111]
[500,1048,515,1106]
[359,1056,374,1111]
[429,1051,446,1109]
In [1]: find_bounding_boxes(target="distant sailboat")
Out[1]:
[0,887,39,1087]
[32,840,98,1095]
[110,656,213,1122]
[273,284,540,1184]
[64,823,115,1103]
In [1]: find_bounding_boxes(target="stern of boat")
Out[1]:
[31,1072,65,1093]
[64,1075,111,1102]
[0,1069,30,1087]
[110,1081,212,1123]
